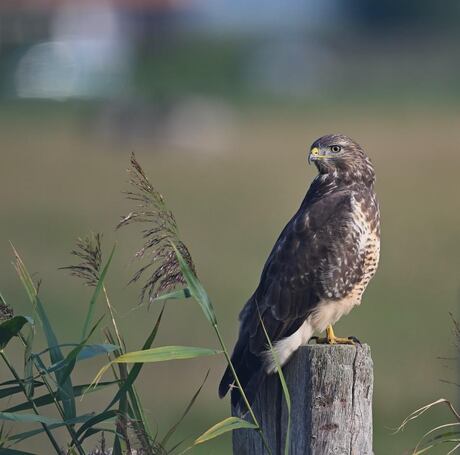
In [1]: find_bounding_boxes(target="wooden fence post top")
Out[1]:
[232,343,373,455]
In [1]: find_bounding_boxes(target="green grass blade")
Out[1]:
[193,417,258,445]
[58,316,106,385]
[93,346,220,386]
[32,301,76,419]
[113,363,129,455]
[112,433,124,455]
[4,381,118,413]
[23,325,35,399]
[0,386,32,399]
[153,288,191,302]
[0,380,43,389]
[74,409,118,440]
[168,436,190,454]
[112,346,221,364]
[171,243,217,324]
[0,411,65,426]
[12,246,76,420]
[11,245,37,303]
[45,344,118,375]
[161,370,210,448]
[0,316,33,349]
[102,329,152,451]
[258,310,291,455]
[0,448,36,455]
[8,414,94,443]
[81,245,116,341]
[102,304,165,412]
[34,344,90,356]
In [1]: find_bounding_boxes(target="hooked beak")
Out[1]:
[308,147,320,165]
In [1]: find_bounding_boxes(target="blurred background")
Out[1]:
[1,0,460,453]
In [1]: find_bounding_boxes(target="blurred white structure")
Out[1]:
[15,0,133,99]
[188,0,341,34]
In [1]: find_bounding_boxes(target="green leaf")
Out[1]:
[0,385,28,399]
[12,246,76,420]
[0,316,33,350]
[45,343,118,375]
[171,243,217,324]
[0,381,44,399]
[76,343,119,360]
[112,346,221,364]
[4,381,117,413]
[23,324,35,399]
[100,331,127,455]
[112,432,124,455]
[194,417,258,445]
[153,288,191,302]
[58,316,106,385]
[102,304,165,412]
[81,245,116,341]
[93,346,220,386]
[0,448,37,455]
[0,379,43,389]
[8,414,94,443]
[74,409,118,440]
[0,411,65,425]
[35,343,100,356]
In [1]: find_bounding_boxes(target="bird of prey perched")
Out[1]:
[219,134,380,414]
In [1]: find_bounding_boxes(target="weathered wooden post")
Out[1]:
[232,344,373,455]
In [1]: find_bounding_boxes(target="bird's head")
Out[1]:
[308,134,374,183]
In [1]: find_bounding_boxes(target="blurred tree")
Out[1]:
[344,0,460,30]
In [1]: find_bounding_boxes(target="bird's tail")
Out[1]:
[218,343,266,416]
[218,364,233,399]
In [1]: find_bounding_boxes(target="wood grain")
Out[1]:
[232,344,373,455]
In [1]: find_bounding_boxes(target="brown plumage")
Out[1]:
[219,134,380,415]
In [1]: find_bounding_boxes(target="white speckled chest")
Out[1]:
[309,192,380,333]
[349,192,380,302]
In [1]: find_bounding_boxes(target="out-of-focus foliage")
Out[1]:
[0,1,459,454]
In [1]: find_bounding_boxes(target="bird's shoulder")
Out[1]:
[238,188,354,320]
[258,185,356,279]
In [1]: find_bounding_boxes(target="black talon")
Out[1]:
[308,336,319,344]
[348,336,361,345]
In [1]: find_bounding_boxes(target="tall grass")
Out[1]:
[0,154,291,454]
[396,316,460,454]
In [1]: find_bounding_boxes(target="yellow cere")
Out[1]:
[310,147,319,155]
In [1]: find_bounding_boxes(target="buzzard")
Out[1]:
[219,134,380,414]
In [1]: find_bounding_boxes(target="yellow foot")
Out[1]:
[312,325,360,345]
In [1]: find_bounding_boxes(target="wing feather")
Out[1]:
[219,189,363,412]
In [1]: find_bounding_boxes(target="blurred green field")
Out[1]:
[1,102,459,454]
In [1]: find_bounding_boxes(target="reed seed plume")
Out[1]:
[117,153,195,304]
[128,419,167,455]
[450,313,460,350]
[0,294,13,321]
[60,233,103,287]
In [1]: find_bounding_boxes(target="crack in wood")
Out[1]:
[232,344,373,455]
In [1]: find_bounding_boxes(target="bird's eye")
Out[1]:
[330,145,341,153]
